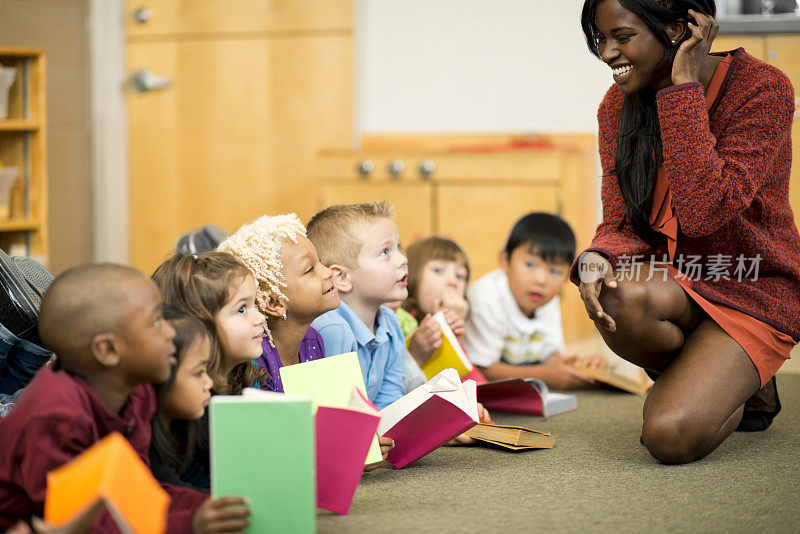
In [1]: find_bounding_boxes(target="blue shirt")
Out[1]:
[311,301,406,409]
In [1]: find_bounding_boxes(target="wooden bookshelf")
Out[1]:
[0,47,48,262]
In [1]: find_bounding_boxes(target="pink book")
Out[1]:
[315,404,379,515]
[378,369,479,469]
[477,378,577,417]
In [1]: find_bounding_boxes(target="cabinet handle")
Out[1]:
[130,69,172,92]
[133,8,153,23]
[388,160,406,180]
[356,159,375,179]
[419,159,436,180]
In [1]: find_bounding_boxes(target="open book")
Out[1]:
[378,368,479,469]
[420,312,485,383]
[477,377,577,417]
[44,432,169,534]
[210,391,315,533]
[465,423,556,451]
[574,362,653,395]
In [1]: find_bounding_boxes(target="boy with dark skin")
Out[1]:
[0,264,249,533]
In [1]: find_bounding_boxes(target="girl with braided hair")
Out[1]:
[576,0,799,463]
[218,214,341,392]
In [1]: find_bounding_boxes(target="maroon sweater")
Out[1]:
[0,365,208,532]
[571,49,800,340]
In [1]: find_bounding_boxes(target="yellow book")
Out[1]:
[44,432,169,534]
[280,351,383,465]
[574,362,653,396]
[419,312,474,380]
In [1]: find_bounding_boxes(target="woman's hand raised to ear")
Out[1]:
[577,252,618,333]
[671,9,719,86]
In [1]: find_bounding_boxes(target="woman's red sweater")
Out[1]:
[571,48,800,341]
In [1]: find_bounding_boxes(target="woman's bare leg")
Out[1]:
[592,263,704,373]
[640,319,760,463]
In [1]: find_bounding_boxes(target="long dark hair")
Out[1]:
[151,308,209,471]
[580,0,716,237]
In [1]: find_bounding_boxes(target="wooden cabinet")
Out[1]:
[126,1,353,274]
[317,136,597,342]
[0,47,47,263]
[712,34,800,231]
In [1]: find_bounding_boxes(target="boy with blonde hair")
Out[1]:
[308,201,408,409]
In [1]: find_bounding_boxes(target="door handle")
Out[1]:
[130,69,171,92]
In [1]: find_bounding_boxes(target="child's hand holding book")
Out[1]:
[192,497,251,534]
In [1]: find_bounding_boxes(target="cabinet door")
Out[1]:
[436,185,559,278]
[711,34,766,60]
[318,184,433,248]
[126,0,352,35]
[765,35,800,232]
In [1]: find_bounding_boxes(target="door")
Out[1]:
[126,2,352,274]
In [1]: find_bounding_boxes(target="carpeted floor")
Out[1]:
[318,373,800,534]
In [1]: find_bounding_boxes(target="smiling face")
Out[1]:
[280,236,340,321]
[119,276,177,384]
[347,217,409,307]
[162,334,213,421]
[594,0,674,94]
[502,246,570,318]
[215,274,266,368]
[415,258,468,316]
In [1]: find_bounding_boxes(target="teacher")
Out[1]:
[575,0,800,463]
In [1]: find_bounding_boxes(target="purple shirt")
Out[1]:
[256,327,325,392]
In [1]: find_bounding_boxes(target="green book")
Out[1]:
[280,352,383,465]
[209,391,315,533]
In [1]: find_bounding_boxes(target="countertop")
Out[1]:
[719,13,800,33]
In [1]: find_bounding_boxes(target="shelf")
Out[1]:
[0,218,40,231]
[0,120,39,132]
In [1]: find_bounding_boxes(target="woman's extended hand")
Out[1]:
[577,252,618,332]
[671,9,719,86]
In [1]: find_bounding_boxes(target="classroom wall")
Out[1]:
[0,0,92,274]
[355,0,612,135]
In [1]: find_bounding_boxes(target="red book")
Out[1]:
[477,378,577,417]
[378,369,479,469]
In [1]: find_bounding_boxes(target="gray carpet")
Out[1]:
[318,373,800,534]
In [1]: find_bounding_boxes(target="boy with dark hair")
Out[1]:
[462,212,607,388]
[0,263,249,533]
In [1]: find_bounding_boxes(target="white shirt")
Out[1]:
[462,269,565,368]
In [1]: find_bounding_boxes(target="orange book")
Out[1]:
[44,432,169,534]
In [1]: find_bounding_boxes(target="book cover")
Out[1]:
[419,312,475,380]
[465,423,556,450]
[280,352,382,465]
[378,369,479,469]
[44,431,169,534]
[477,378,577,417]
[315,401,380,515]
[210,391,315,534]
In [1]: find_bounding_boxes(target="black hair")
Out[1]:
[504,212,576,265]
[151,307,210,472]
[580,0,716,238]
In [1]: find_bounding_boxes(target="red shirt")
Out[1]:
[0,364,208,532]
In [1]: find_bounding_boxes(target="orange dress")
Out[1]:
[650,54,794,387]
